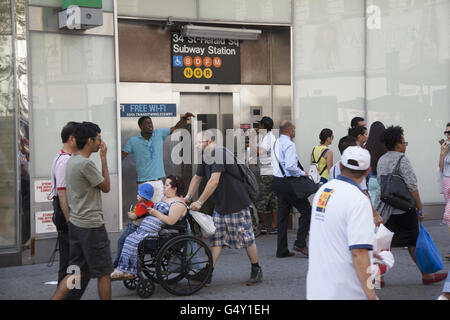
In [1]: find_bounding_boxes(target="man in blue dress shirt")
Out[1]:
[122,113,194,202]
[271,120,312,258]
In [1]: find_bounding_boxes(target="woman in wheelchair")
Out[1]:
[111,175,187,280]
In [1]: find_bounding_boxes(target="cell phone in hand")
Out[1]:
[439,139,445,145]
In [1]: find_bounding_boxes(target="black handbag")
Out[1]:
[379,155,416,213]
[274,140,319,201]
[52,195,68,233]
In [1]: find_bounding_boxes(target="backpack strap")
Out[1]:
[312,147,328,164]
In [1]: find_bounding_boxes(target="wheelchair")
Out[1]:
[122,213,213,298]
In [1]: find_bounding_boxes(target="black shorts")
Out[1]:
[68,222,113,279]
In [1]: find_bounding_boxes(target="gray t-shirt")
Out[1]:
[66,154,105,228]
[196,146,251,215]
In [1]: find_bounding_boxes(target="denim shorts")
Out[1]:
[68,222,113,279]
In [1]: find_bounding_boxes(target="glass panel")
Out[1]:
[366,0,450,203]
[199,0,292,23]
[0,0,17,248]
[117,0,197,19]
[293,0,365,166]
[29,32,118,177]
[28,0,114,11]
[16,0,31,246]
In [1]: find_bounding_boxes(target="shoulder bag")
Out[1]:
[274,139,319,201]
[379,155,416,213]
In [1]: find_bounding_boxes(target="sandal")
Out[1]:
[110,270,136,281]
[110,270,125,281]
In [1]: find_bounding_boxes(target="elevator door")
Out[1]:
[180,93,233,215]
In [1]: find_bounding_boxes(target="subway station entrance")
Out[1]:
[118,19,292,224]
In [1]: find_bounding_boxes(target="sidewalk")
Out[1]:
[0,220,448,300]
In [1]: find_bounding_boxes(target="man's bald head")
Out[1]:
[280,120,294,133]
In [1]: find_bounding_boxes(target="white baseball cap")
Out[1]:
[341,146,371,170]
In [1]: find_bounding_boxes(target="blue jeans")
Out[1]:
[368,176,379,206]
[114,222,139,266]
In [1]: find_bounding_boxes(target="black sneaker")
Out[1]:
[266,226,278,234]
[246,266,263,286]
[260,225,268,234]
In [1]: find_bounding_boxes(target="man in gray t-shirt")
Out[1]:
[66,155,105,228]
[52,122,112,300]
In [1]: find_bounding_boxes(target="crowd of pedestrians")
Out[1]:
[49,115,449,300]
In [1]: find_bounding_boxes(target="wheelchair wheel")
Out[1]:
[136,279,155,299]
[156,235,213,296]
[139,253,158,283]
[123,275,139,290]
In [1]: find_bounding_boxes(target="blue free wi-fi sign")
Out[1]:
[120,104,177,117]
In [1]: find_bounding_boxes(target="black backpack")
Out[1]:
[222,149,260,203]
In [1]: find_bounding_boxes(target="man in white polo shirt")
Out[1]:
[307,146,377,300]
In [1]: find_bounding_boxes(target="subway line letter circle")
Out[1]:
[184,67,193,78]
[194,68,203,78]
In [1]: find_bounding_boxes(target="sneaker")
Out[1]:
[438,294,449,300]
[260,225,268,234]
[266,226,278,234]
[246,266,263,286]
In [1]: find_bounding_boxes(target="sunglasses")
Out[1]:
[444,131,450,135]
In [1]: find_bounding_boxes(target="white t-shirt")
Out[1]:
[329,160,368,191]
[307,176,375,300]
[50,150,71,197]
[258,131,276,176]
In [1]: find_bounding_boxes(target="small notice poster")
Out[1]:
[171,32,241,84]
[36,211,57,234]
[35,180,52,203]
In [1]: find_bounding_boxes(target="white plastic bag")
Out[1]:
[373,224,394,252]
[189,210,216,238]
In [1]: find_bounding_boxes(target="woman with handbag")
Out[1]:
[439,122,450,261]
[374,126,447,285]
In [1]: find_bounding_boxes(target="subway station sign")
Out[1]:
[171,32,241,84]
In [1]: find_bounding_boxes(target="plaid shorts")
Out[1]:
[212,207,255,249]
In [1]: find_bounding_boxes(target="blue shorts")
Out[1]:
[212,207,255,249]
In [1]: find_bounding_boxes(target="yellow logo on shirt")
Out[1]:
[316,188,334,213]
